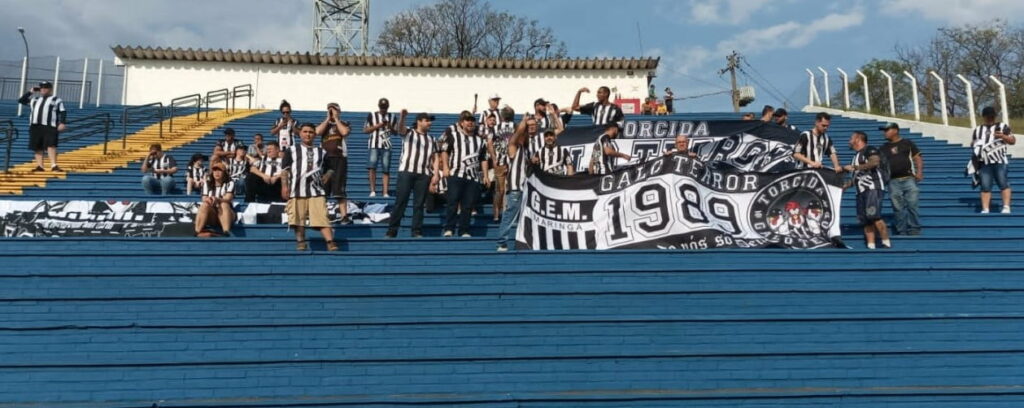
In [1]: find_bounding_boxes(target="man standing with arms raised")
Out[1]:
[441,111,491,237]
[571,86,624,127]
[386,111,440,238]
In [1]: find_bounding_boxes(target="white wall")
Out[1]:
[123,60,650,114]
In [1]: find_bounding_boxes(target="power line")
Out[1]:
[740,59,795,107]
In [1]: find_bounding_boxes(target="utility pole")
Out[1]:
[718,51,741,113]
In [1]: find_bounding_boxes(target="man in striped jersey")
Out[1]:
[972,107,1016,213]
[386,111,441,238]
[280,123,337,251]
[496,115,531,252]
[842,131,891,249]
[488,108,518,221]
[571,86,624,127]
[140,143,178,195]
[18,81,66,172]
[589,122,631,175]
[478,94,503,126]
[529,105,572,175]
[441,111,491,237]
[793,112,841,171]
[213,128,244,162]
[526,98,551,131]
[365,98,397,197]
[245,142,285,203]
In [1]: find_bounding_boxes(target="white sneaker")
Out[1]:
[1002,206,1012,214]
[383,193,391,198]
[369,191,376,197]
[461,233,472,238]
[443,230,453,237]
[981,208,990,214]
[496,246,508,252]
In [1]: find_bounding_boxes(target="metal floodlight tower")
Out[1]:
[312,0,369,55]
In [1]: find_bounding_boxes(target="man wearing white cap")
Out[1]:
[478,94,504,126]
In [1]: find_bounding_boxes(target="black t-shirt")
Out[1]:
[880,138,921,179]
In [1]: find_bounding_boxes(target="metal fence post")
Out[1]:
[956,74,977,129]
[928,71,949,126]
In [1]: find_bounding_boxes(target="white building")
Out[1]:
[112,46,659,114]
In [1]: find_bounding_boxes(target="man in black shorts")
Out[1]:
[843,131,891,249]
[18,81,67,172]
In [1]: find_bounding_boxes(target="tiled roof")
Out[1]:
[111,45,659,71]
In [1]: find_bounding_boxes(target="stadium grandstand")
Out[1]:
[2,1,1023,407]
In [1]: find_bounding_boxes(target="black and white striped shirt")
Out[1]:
[217,139,243,154]
[366,111,397,150]
[852,146,885,193]
[592,134,620,175]
[538,145,573,175]
[478,109,504,126]
[527,132,546,158]
[275,118,297,149]
[399,129,437,176]
[492,122,516,167]
[579,102,624,126]
[507,143,529,192]
[228,158,249,181]
[189,165,207,182]
[23,95,66,128]
[203,180,235,199]
[972,123,1012,165]
[256,157,284,177]
[524,113,550,131]
[794,130,836,168]
[443,127,488,182]
[146,154,177,179]
[282,143,328,198]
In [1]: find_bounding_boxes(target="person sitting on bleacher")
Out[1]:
[227,145,250,195]
[245,141,285,203]
[247,133,265,160]
[140,143,178,195]
[185,153,207,196]
[194,163,235,237]
[212,128,243,162]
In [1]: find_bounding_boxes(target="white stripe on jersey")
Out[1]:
[795,130,835,168]
[367,112,396,149]
[399,129,437,176]
[257,157,284,177]
[972,123,1011,165]
[147,155,176,179]
[228,158,249,181]
[506,143,528,192]
[538,145,573,175]
[29,95,66,128]
[189,165,208,182]
[203,180,235,199]
[592,134,620,175]
[285,144,327,198]
[445,127,487,182]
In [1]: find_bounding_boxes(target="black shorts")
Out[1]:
[324,156,348,199]
[28,125,59,151]
[856,189,883,225]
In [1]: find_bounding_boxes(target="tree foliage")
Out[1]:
[844,21,1024,117]
[374,0,568,59]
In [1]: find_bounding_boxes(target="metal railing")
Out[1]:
[0,120,17,172]
[168,94,201,132]
[121,102,164,151]
[60,112,113,153]
[205,88,230,119]
[231,84,253,112]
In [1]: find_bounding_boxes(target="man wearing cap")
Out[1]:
[479,94,504,126]
[773,108,798,131]
[842,131,891,249]
[18,81,66,172]
[527,98,551,132]
[386,110,441,238]
[880,123,923,235]
[320,103,351,222]
[440,111,491,237]
[213,128,243,162]
[364,98,397,197]
[971,106,1016,214]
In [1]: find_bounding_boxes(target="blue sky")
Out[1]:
[2,0,1021,111]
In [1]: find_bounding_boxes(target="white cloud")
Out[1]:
[684,0,773,25]
[881,0,1024,24]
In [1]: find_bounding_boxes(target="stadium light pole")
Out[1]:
[856,69,871,113]
[903,71,920,121]
[989,75,1010,125]
[16,27,29,117]
[879,70,896,116]
[836,68,850,110]
[817,67,830,108]
[928,71,948,126]
[544,43,550,59]
[956,74,977,128]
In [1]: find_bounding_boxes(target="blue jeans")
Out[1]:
[888,177,921,234]
[497,191,522,248]
[444,176,482,235]
[142,175,175,195]
[367,148,392,174]
[978,163,1010,192]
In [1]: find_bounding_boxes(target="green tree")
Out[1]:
[842,59,914,115]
